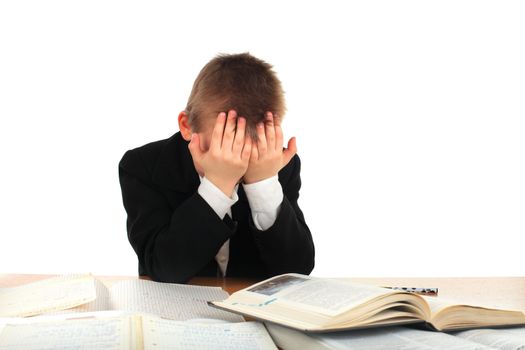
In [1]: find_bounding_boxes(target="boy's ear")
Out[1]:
[178,111,193,141]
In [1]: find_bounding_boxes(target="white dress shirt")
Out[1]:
[197,175,283,276]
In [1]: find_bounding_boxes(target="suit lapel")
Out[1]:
[151,132,249,219]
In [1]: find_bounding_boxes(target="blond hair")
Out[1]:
[185,53,286,139]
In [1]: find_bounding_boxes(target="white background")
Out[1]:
[1,1,523,277]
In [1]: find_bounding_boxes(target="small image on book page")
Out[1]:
[248,275,308,296]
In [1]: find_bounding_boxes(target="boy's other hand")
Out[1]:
[243,112,297,184]
[188,110,252,197]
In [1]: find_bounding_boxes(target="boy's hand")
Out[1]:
[188,110,252,197]
[243,112,297,184]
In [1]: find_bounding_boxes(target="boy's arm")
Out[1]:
[119,150,236,283]
[242,175,283,231]
[249,154,315,276]
[242,112,315,275]
[118,112,251,283]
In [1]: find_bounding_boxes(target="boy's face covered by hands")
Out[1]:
[186,110,297,197]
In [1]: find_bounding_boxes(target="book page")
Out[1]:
[141,316,277,350]
[422,295,494,315]
[71,278,112,312]
[45,278,112,314]
[312,327,496,350]
[0,316,134,350]
[454,327,525,350]
[423,295,525,317]
[0,275,96,317]
[266,323,496,350]
[244,274,392,316]
[109,279,243,322]
[423,295,525,331]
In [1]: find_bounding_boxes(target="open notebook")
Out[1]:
[0,274,242,322]
[0,312,277,350]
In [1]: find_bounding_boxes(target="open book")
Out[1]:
[0,274,242,322]
[0,312,277,350]
[210,273,525,332]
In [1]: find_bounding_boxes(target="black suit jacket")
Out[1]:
[118,132,315,283]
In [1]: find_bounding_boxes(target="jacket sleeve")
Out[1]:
[249,155,315,276]
[118,149,235,283]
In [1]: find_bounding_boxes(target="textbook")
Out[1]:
[266,323,525,350]
[0,274,242,322]
[210,273,525,332]
[0,313,277,350]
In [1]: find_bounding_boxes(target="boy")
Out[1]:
[119,53,314,283]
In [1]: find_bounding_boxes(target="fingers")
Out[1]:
[256,121,267,155]
[242,136,252,163]
[188,133,203,160]
[265,112,276,150]
[232,116,246,157]
[250,138,259,162]
[222,110,238,151]
[210,112,227,150]
[282,137,297,167]
[274,115,284,151]
[273,113,282,127]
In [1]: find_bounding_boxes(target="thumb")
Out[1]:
[282,137,297,167]
[188,133,203,160]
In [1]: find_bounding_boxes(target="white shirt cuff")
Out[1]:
[242,175,283,231]
[198,176,238,219]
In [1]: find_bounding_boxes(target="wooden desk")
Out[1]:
[1,274,524,311]
[0,274,258,295]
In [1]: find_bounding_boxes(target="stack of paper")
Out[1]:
[0,274,278,349]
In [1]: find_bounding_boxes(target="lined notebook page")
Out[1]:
[141,316,277,350]
[66,279,112,313]
[0,275,96,317]
[109,279,244,322]
[0,316,133,350]
[309,326,494,350]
